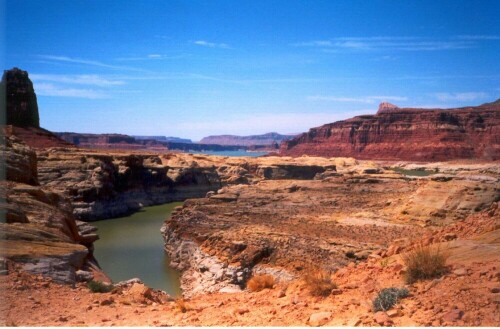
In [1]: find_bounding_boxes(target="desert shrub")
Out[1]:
[403,245,449,284]
[303,269,336,297]
[87,280,113,293]
[372,287,409,312]
[175,297,191,313]
[246,274,275,292]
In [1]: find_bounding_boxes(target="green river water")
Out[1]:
[92,202,183,296]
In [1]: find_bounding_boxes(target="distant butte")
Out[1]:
[280,101,500,161]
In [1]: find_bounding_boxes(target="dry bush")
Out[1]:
[303,269,336,297]
[403,245,449,284]
[174,297,191,313]
[246,274,275,292]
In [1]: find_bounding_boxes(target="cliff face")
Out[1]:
[36,150,223,220]
[280,101,500,161]
[0,135,97,284]
[1,68,40,127]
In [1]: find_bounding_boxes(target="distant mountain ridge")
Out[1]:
[133,135,192,143]
[199,132,296,146]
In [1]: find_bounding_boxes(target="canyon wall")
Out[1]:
[280,101,500,161]
[36,150,223,220]
[0,134,98,284]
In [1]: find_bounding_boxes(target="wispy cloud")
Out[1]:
[115,54,188,61]
[30,74,125,87]
[454,35,500,40]
[292,35,497,52]
[192,40,231,49]
[37,55,146,72]
[308,95,408,104]
[433,92,489,102]
[34,83,108,99]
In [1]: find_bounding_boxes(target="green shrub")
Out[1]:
[87,280,113,293]
[403,245,448,284]
[372,287,409,312]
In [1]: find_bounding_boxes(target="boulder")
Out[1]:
[308,311,332,327]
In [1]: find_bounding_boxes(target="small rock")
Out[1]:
[490,287,499,293]
[308,311,332,327]
[100,298,114,306]
[453,268,468,276]
[442,309,463,322]
[76,270,93,282]
[387,309,400,318]
[374,312,393,326]
[277,288,286,298]
[58,316,68,322]
[348,317,362,327]
[331,288,343,295]
[235,307,249,315]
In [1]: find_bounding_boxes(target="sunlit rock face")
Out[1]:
[280,100,500,161]
[1,67,40,128]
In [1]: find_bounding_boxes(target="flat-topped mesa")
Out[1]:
[1,67,40,127]
[280,101,500,161]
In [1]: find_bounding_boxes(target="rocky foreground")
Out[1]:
[1,205,498,326]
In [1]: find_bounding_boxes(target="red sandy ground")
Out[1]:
[1,209,499,327]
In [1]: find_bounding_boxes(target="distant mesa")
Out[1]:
[133,135,193,144]
[199,132,296,147]
[280,101,500,161]
[1,67,40,127]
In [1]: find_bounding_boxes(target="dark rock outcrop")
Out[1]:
[280,101,500,161]
[1,68,40,127]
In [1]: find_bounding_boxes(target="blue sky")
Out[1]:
[4,0,499,140]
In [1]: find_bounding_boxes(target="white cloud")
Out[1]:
[30,74,125,87]
[115,54,187,61]
[433,92,489,102]
[35,83,108,99]
[37,55,145,72]
[454,35,500,40]
[292,36,490,52]
[193,40,230,49]
[308,95,408,104]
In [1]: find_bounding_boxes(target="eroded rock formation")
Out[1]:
[281,101,500,161]
[0,135,98,284]
[162,159,499,296]
[1,68,40,127]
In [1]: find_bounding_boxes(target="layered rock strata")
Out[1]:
[162,161,499,296]
[281,100,500,161]
[0,135,98,284]
[34,150,350,220]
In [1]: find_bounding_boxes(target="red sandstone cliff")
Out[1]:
[280,101,500,161]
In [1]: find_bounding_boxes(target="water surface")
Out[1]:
[93,202,183,296]
[391,167,437,177]
[192,150,269,157]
